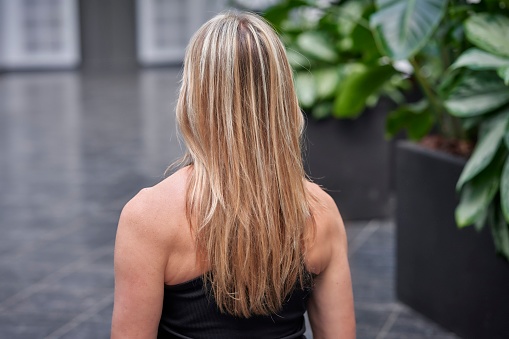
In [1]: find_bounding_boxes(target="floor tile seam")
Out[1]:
[345,220,373,245]
[0,284,111,316]
[0,310,85,321]
[75,317,113,324]
[43,292,114,339]
[3,283,114,295]
[76,264,114,276]
[375,308,401,339]
[387,310,461,338]
[6,251,101,264]
[354,302,401,312]
[348,219,380,257]
[0,246,113,313]
[380,219,395,228]
[5,224,88,257]
[10,243,94,258]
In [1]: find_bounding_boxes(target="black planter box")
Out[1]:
[396,141,509,339]
[304,100,392,220]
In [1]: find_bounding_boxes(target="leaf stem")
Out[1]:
[409,57,448,136]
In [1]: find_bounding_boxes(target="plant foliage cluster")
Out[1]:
[261,0,509,259]
[262,0,409,119]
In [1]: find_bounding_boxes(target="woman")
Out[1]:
[112,11,355,339]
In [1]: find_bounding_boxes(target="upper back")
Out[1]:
[137,167,342,285]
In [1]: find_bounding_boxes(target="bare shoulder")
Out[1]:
[304,181,347,274]
[119,166,191,240]
[305,181,337,211]
[305,181,343,231]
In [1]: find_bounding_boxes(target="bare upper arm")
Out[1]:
[111,189,170,339]
[305,184,356,339]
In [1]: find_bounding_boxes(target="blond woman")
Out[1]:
[112,11,355,339]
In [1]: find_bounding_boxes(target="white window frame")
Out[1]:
[136,0,227,66]
[0,0,80,70]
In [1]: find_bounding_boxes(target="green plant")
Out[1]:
[370,0,509,258]
[260,0,509,258]
[262,0,408,119]
[372,0,463,140]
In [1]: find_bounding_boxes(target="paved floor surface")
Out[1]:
[0,70,459,338]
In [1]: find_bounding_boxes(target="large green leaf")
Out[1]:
[294,72,316,108]
[444,71,509,117]
[455,155,502,227]
[490,207,509,259]
[333,64,394,118]
[296,32,338,63]
[370,0,448,60]
[262,0,308,32]
[505,128,509,150]
[456,110,509,190]
[498,66,509,86]
[462,115,484,131]
[314,68,341,100]
[501,155,509,223]
[456,172,499,227]
[336,1,366,37]
[474,207,489,232]
[465,13,509,58]
[348,3,381,62]
[451,48,509,70]
[294,66,342,113]
[385,100,434,140]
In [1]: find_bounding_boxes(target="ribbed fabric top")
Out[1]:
[157,275,312,339]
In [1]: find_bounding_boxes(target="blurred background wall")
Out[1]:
[79,0,137,70]
[0,0,284,72]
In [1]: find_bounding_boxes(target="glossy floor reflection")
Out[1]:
[0,71,459,339]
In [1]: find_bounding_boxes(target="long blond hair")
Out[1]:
[176,11,312,317]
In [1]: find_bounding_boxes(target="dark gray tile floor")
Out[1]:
[0,70,460,338]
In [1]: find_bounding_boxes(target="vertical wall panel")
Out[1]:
[79,0,137,70]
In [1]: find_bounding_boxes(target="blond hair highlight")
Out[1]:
[176,11,312,317]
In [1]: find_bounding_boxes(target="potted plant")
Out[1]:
[369,0,509,337]
[260,0,409,219]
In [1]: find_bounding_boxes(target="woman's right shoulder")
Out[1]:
[304,181,347,275]
[304,181,355,338]
[120,166,191,236]
[305,181,342,225]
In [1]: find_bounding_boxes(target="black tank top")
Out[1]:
[157,275,312,339]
